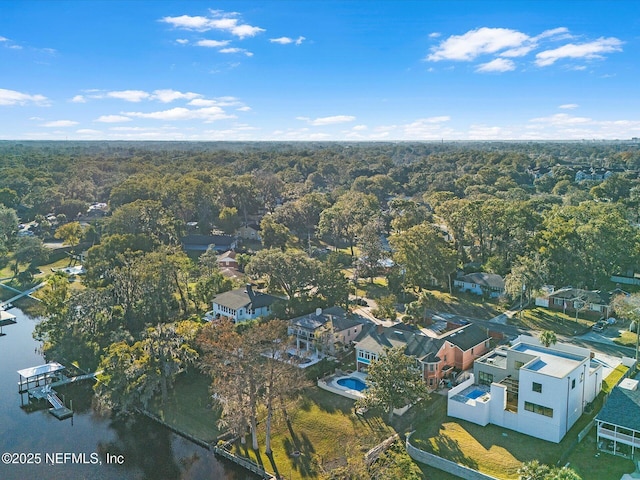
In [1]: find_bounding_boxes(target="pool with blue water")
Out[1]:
[337,377,368,391]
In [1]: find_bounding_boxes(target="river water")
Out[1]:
[0,307,253,480]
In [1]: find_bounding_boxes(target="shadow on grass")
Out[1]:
[432,434,478,470]
[303,388,354,415]
[281,427,318,477]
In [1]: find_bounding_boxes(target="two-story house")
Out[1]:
[355,322,491,389]
[288,307,366,355]
[448,335,603,443]
[211,284,279,323]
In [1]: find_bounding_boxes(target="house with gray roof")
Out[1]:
[211,284,279,323]
[596,377,640,459]
[454,272,505,298]
[355,322,490,390]
[535,286,612,319]
[288,306,366,355]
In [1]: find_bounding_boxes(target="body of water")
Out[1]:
[0,307,254,480]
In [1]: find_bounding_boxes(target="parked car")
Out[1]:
[592,321,606,332]
[606,317,617,325]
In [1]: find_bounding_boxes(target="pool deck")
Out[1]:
[319,371,368,400]
[450,384,491,405]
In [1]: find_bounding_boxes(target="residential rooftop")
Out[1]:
[512,342,587,378]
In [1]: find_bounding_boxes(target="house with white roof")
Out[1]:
[448,335,603,443]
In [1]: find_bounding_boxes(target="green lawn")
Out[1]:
[564,431,635,480]
[511,307,594,336]
[409,365,636,479]
[147,371,222,443]
[603,364,629,394]
[613,330,638,348]
[233,387,396,479]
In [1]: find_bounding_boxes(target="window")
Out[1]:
[471,348,474,355]
[443,355,447,362]
[524,401,553,418]
[580,372,584,383]
[532,382,542,393]
[429,364,435,372]
[572,379,576,389]
[479,371,494,386]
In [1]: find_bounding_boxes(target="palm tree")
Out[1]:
[539,330,557,348]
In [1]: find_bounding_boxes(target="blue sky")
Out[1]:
[1,1,639,141]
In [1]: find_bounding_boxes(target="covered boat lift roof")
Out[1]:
[17,362,65,380]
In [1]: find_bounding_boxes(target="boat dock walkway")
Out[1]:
[0,282,46,309]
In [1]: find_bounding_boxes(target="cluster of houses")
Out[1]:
[207,281,640,459]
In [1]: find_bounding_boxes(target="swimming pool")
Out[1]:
[337,377,368,391]
[466,389,486,400]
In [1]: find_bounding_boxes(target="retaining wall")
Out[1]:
[405,432,500,480]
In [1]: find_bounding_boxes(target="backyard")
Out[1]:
[408,366,636,480]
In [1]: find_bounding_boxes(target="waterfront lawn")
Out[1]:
[147,371,221,443]
[235,387,395,479]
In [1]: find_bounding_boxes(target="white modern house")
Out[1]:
[448,335,602,443]
[211,284,279,323]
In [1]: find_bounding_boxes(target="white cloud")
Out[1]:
[188,99,219,107]
[535,37,622,66]
[219,47,253,56]
[124,106,235,122]
[230,24,264,39]
[298,115,356,126]
[0,36,7,42]
[500,45,535,58]
[195,39,230,48]
[95,115,132,123]
[270,36,305,45]
[237,106,251,112]
[0,88,49,106]
[41,120,78,127]
[530,113,592,125]
[70,95,87,103]
[428,32,441,38]
[76,129,102,135]
[427,27,530,61]
[476,58,516,72]
[352,125,368,131]
[152,89,201,103]
[468,124,512,139]
[558,104,579,110]
[535,27,570,40]
[161,10,265,39]
[160,15,213,31]
[107,90,150,102]
[176,38,189,45]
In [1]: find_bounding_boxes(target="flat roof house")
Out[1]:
[211,284,279,323]
[448,335,603,443]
